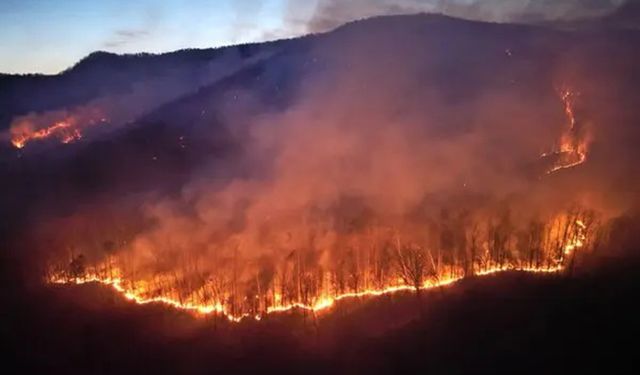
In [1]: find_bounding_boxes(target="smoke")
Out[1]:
[293,0,630,33]
[104,29,152,49]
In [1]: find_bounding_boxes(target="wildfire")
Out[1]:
[39,86,597,323]
[541,88,590,174]
[47,215,592,322]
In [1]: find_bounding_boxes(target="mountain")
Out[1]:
[0,41,285,131]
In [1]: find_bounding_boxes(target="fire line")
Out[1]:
[48,227,585,323]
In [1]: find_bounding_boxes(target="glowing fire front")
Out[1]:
[48,212,594,322]
[49,264,565,322]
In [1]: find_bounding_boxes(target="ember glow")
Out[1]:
[47,211,597,322]
[541,88,590,174]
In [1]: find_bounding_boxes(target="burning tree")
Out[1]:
[44,202,602,322]
[394,242,436,293]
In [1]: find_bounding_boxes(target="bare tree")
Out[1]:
[395,241,433,294]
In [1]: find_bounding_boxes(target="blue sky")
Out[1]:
[0,0,314,74]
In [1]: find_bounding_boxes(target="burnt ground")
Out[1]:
[2,252,639,375]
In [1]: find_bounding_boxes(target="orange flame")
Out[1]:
[541,88,590,174]
[47,218,589,322]
[49,264,567,322]
[11,120,82,149]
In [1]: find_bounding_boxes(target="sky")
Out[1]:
[0,0,313,74]
[0,0,627,75]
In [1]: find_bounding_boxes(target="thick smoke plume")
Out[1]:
[295,0,630,33]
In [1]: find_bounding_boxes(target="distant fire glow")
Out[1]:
[541,88,590,174]
[10,113,107,149]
